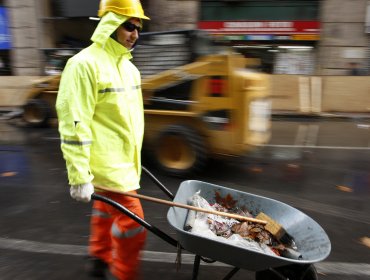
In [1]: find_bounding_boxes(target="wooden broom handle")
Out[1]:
[94,186,267,225]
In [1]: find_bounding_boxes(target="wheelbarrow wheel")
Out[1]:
[255,264,318,280]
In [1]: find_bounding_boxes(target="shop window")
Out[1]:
[273,46,315,75]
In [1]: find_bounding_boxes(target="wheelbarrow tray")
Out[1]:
[167,180,331,272]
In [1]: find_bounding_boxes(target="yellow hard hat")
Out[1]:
[98,0,150,20]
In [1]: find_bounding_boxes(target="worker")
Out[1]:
[55,0,150,279]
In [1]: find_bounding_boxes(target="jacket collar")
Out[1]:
[91,11,132,58]
[103,37,133,59]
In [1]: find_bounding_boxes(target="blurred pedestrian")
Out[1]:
[55,0,150,279]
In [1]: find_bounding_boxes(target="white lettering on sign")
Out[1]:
[225,22,264,28]
[224,21,293,29]
[223,21,295,32]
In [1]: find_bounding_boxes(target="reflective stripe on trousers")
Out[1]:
[89,190,147,280]
[112,223,145,239]
[92,208,112,219]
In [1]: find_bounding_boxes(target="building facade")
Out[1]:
[319,0,370,75]
[197,0,320,74]
[2,0,370,76]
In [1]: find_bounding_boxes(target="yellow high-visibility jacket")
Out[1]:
[56,12,144,192]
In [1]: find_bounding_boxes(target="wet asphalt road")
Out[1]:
[0,116,369,280]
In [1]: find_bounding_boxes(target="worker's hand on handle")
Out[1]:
[70,183,94,202]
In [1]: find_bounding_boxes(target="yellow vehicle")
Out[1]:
[22,30,271,176]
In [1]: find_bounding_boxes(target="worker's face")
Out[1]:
[116,18,142,49]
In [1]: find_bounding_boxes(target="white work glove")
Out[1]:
[70,183,94,203]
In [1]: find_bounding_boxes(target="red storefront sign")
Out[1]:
[198,21,320,35]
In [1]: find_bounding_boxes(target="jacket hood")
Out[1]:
[91,12,129,46]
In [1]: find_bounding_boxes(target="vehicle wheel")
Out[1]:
[255,264,318,280]
[152,125,207,177]
[23,99,51,127]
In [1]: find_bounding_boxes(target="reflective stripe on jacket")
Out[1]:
[56,12,144,192]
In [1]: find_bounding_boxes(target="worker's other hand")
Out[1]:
[70,183,94,202]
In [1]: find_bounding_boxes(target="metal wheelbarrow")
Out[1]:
[92,167,331,280]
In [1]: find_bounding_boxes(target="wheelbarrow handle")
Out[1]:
[91,193,178,248]
[94,186,268,225]
[142,165,174,200]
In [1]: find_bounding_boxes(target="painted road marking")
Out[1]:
[0,237,369,277]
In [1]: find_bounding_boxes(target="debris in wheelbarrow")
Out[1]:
[167,180,331,272]
[185,191,302,260]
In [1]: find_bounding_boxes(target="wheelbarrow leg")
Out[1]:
[299,264,318,280]
[222,267,240,280]
[192,255,201,280]
[255,264,318,280]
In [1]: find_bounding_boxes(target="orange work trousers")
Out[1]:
[89,191,147,280]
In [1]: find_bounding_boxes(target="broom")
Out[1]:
[256,212,296,248]
[94,186,295,246]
